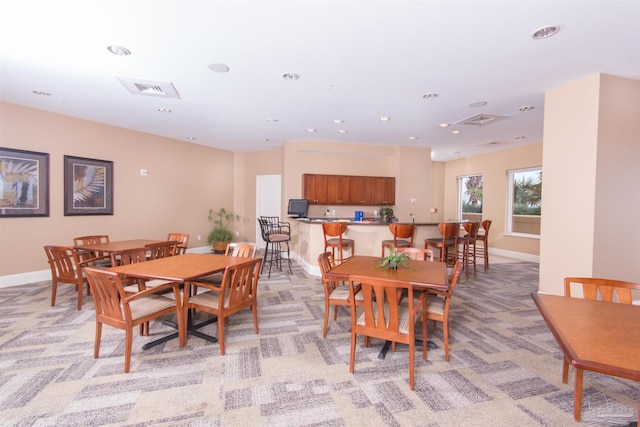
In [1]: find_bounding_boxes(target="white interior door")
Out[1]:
[256,174,282,249]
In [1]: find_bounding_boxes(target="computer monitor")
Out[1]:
[287,199,309,218]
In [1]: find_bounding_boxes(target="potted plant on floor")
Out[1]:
[207,208,240,252]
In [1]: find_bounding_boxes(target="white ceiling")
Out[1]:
[1,1,639,161]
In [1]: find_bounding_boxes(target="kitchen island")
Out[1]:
[290,218,441,275]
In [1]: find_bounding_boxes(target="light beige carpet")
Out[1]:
[0,260,638,426]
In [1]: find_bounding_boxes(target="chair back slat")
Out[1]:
[225,243,257,257]
[86,268,127,323]
[167,233,189,254]
[394,247,434,261]
[564,277,640,304]
[146,241,177,259]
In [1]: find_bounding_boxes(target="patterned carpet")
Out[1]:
[1,260,638,426]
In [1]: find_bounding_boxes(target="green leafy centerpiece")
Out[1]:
[377,245,409,269]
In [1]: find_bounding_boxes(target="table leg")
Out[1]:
[142,311,218,350]
[574,368,584,421]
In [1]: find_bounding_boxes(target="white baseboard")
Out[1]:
[0,247,537,288]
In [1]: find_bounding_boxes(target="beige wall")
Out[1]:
[539,74,640,294]
[0,102,234,278]
[443,143,543,258]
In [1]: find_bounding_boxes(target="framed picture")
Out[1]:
[64,155,113,216]
[0,147,50,217]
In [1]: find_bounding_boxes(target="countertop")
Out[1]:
[292,217,438,226]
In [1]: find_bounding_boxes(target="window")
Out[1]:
[507,167,542,237]
[458,174,483,221]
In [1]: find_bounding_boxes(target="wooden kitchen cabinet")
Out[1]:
[327,175,351,204]
[374,177,395,205]
[303,174,328,204]
[303,174,395,206]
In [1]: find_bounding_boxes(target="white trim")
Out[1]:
[489,247,540,263]
[0,269,51,289]
[0,247,536,288]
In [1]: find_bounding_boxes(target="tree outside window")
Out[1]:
[508,168,542,236]
[458,174,483,221]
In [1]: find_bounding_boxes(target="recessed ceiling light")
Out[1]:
[260,138,270,142]
[157,108,171,113]
[451,130,461,134]
[469,101,487,107]
[282,72,300,81]
[332,119,344,124]
[515,136,526,140]
[107,45,131,56]
[208,63,230,73]
[532,25,560,40]
[379,116,391,122]
[422,93,439,99]
[186,136,197,140]
[408,136,418,140]
[518,106,535,112]
[32,90,51,96]
[453,151,461,155]
[439,123,449,128]
[306,128,317,133]
[337,129,348,134]
[266,118,279,123]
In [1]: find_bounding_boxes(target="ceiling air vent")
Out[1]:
[476,141,512,148]
[457,113,508,126]
[117,77,181,99]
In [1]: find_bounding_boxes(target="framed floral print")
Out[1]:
[64,155,113,216]
[0,147,50,217]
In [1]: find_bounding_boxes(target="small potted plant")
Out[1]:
[378,245,409,269]
[207,208,239,252]
[379,205,394,223]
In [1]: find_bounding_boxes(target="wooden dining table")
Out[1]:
[109,253,257,349]
[326,255,449,359]
[532,292,640,422]
[73,239,165,254]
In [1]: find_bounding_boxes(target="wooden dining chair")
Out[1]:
[84,267,184,373]
[348,277,427,390]
[381,223,416,256]
[425,261,463,361]
[73,235,112,267]
[146,240,178,259]
[317,252,363,337]
[394,247,434,261]
[322,222,354,264]
[183,258,262,355]
[225,242,257,258]
[424,223,458,267]
[562,276,640,413]
[44,245,97,310]
[167,232,189,255]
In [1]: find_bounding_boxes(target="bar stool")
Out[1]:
[474,220,492,271]
[458,221,480,280]
[322,222,354,264]
[381,223,415,256]
[424,223,458,266]
[257,218,292,278]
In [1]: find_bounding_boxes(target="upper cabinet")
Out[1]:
[302,174,395,206]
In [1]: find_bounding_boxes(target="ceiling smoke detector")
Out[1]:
[457,113,508,127]
[117,77,181,99]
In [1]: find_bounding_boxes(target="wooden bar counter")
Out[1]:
[291,218,441,272]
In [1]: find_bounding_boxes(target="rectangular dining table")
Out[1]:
[109,253,257,349]
[532,292,640,422]
[73,239,165,254]
[326,255,449,359]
